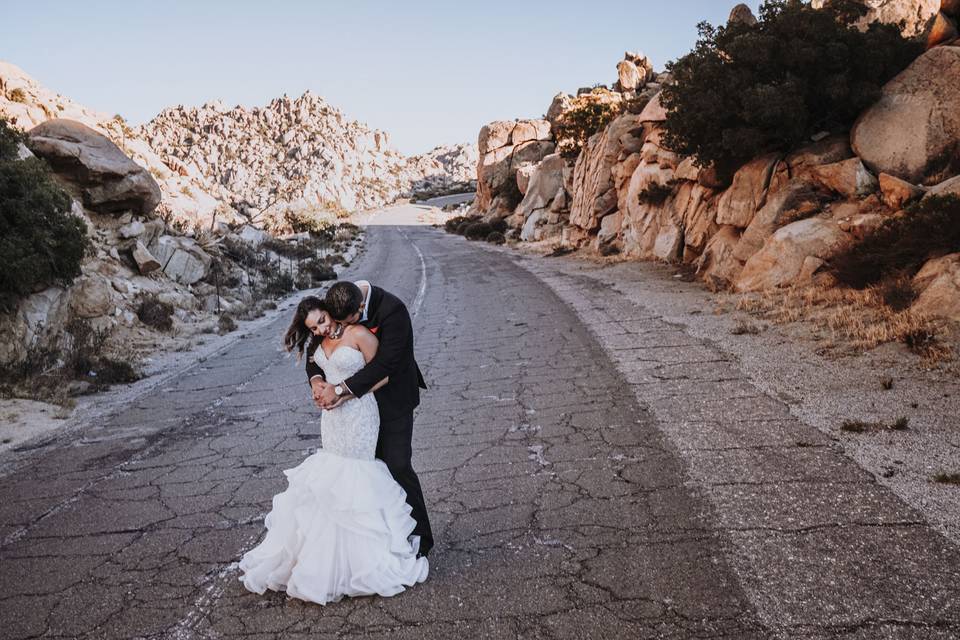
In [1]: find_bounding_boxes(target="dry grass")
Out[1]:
[735,282,954,363]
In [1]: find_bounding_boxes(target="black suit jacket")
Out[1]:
[306,285,427,422]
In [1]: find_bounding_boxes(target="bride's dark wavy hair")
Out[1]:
[284,295,327,362]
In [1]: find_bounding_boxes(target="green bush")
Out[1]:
[661,0,922,181]
[464,222,493,241]
[0,119,90,313]
[553,99,624,160]
[486,231,506,245]
[830,194,960,288]
[444,215,474,233]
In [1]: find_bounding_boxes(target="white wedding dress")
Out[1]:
[238,345,428,604]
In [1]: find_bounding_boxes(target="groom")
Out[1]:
[305,280,434,557]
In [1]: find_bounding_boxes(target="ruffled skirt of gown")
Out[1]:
[237,449,429,605]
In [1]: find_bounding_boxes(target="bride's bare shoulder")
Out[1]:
[346,323,376,343]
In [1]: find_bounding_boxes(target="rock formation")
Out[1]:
[466,9,960,323]
[0,61,241,230]
[27,119,162,215]
[139,93,419,218]
[851,45,960,185]
[407,143,478,199]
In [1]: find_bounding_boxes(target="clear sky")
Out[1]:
[3,1,761,156]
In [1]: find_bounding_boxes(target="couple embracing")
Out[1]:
[238,280,434,605]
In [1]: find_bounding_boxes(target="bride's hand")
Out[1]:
[312,380,331,408]
[326,395,351,410]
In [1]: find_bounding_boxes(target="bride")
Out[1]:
[238,296,428,604]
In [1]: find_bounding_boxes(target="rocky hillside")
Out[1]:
[407,143,478,199]
[138,93,426,219]
[0,61,243,230]
[466,1,960,329]
[2,61,477,231]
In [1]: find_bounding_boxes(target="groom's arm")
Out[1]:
[343,308,412,398]
[305,352,325,384]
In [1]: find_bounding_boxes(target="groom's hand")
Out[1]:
[317,382,344,409]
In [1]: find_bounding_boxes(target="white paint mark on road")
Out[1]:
[397,227,428,319]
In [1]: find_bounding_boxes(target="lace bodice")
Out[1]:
[313,345,380,459]
[314,344,367,384]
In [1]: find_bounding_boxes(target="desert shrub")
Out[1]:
[831,195,960,288]
[263,236,315,260]
[302,257,337,283]
[263,269,295,297]
[661,0,923,181]
[445,215,473,233]
[217,313,237,334]
[283,209,336,236]
[63,318,140,388]
[553,99,624,160]
[136,293,175,331]
[8,88,27,103]
[637,180,678,205]
[872,272,918,312]
[464,222,493,241]
[486,231,506,245]
[0,118,90,313]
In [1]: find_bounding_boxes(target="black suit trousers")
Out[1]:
[376,411,434,556]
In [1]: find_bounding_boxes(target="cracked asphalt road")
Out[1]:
[1,208,958,639]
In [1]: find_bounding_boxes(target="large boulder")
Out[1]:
[569,113,644,231]
[68,273,115,319]
[516,154,566,221]
[696,226,745,291]
[734,182,822,263]
[807,158,879,198]
[26,119,162,215]
[149,235,212,285]
[851,46,960,186]
[924,174,960,199]
[715,153,781,228]
[617,60,643,91]
[475,120,554,214]
[912,253,960,321]
[728,3,758,26]
[879,173,926,208]
[735,217,853,291]
[0,286,70,365]
[812,0,941,38]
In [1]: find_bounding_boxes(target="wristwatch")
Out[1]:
[334,384,345,397]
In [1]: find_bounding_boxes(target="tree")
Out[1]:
[0,119,90,313]
[660,0,922,181]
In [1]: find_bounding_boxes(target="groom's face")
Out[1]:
[341,310,362,325]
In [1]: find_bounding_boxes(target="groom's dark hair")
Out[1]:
[325,281,364,320]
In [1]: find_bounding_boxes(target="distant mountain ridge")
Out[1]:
[1,60,477,228]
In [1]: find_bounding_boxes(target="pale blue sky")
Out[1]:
[3,1,760,155]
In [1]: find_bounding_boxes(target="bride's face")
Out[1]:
[305,309,335,338]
